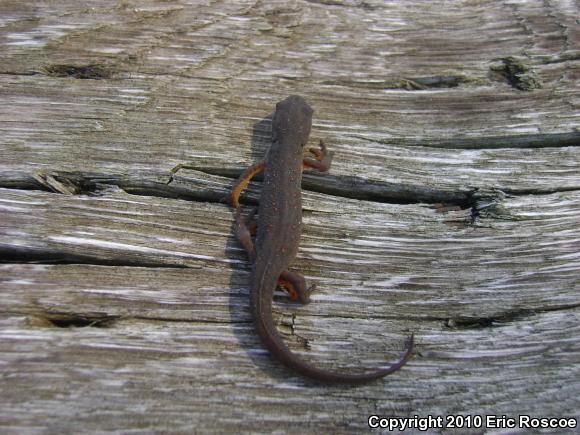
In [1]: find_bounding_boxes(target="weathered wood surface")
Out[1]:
[1,0,579,433]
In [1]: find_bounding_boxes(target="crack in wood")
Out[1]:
[489,57,542,91]
[0,245,189,268]
[43,312,119,328]
[42,63,113,80]
[355,131,580,150]
[445,303,580,330]
[3,167,579,219]
[2,169,472,206]
[321,75,467,90]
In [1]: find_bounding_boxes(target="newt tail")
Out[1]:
[252,269,414,383]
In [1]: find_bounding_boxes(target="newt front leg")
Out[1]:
[229,140,333,208]
[303,140,333,172]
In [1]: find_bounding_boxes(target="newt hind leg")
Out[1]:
[234,208,257,261]
[234,209,312,304]
[279,270,314,304]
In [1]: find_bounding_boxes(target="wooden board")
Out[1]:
[1,0,579,433]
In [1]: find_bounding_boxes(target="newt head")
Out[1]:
[272,95,313,149]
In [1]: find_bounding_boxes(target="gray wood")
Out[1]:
[1,0,579,433]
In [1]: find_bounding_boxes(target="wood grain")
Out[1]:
[1,0,579,433]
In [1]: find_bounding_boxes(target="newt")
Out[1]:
[230,95,413,383]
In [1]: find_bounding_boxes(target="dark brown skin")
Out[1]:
[230,95,413,383]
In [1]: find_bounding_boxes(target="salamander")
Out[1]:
[229,95,413,383]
